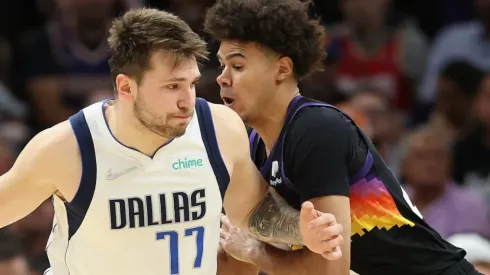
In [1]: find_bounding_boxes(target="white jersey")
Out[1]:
[46,99,229,275]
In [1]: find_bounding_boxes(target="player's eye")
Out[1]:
[232,65,243,71]
[165,84,179,90]
[190,80,199,88]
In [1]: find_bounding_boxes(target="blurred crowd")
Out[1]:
[1,0,490,274]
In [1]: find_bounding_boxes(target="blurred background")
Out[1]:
[1,0,490,274]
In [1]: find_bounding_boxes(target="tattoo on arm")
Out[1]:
[248,192,303,245]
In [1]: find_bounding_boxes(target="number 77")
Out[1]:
[156,226,205,275]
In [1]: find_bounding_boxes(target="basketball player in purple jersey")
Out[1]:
[205,0,484,274]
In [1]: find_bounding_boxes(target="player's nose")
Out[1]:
[177,88,194,110]
[217,70,231,87]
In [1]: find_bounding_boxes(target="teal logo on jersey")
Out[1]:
[172,158,204,171]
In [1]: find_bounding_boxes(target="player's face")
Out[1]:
[216,41,281,124]
[132,51,199,138]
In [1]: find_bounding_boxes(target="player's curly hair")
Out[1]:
[204,0,326,79]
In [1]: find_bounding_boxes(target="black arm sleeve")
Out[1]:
[285,107,353,202]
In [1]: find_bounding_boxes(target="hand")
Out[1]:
[220,214,262,263]
[299,201,344,260]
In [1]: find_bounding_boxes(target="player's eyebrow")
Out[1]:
[216,52,247,61]
[163,75,201,82]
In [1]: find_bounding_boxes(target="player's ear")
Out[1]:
[276,56,293,82]
[115,74,133,98]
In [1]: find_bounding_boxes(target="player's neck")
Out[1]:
[106,103,172,157]
[250,85,300,156]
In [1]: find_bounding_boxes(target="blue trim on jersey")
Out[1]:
[67,110,97,240]
[195,98,230,199]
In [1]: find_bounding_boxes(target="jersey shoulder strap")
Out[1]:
[195,98,230,199]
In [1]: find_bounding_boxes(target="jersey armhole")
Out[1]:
[66,110,97,240]
[195,98,230,200]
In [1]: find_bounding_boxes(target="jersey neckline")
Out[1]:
[93,99,175,161]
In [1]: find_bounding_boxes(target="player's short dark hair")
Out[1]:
[0,231,25,262]
[204,0,326,79]
[440,60,485,97]
[108,8,208,87]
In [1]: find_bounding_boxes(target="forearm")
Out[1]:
[247,191,302,245]
[0,177,49,228]
[248,244,349,275]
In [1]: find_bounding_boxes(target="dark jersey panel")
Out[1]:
[249,96,466,275]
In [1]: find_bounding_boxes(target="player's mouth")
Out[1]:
[222,97,235,107]
[173,114,191,120]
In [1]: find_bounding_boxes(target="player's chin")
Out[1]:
[170,125,188,138]
[157,124,188,139]
[227,104,247,121]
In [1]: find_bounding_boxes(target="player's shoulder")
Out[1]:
[283,105,357,155]
[206,101,249,168]
[207,101,246,135]
[32,120,77,153]
[24,120,80,169]
[11,120,81,193]
[290,105,352,134]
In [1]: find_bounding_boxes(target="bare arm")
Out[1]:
[247,196,351,275]
[0,122,80,228]
[211,103,303,245]
[247,188,302,245]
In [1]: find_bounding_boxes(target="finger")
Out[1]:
[310,207,321,219]
[318,235,344,252]
[302,201,314,212]
[325,234,344,248]
[300,201,318,226]
[308,213,337,229]
[220,228,230,239]
[316,224,343,240]
[221,215,232,230]
[322,246,342,261]
[322,247,342,261]
[302,201,319,219]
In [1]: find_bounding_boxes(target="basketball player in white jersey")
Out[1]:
[0,8,344,275]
